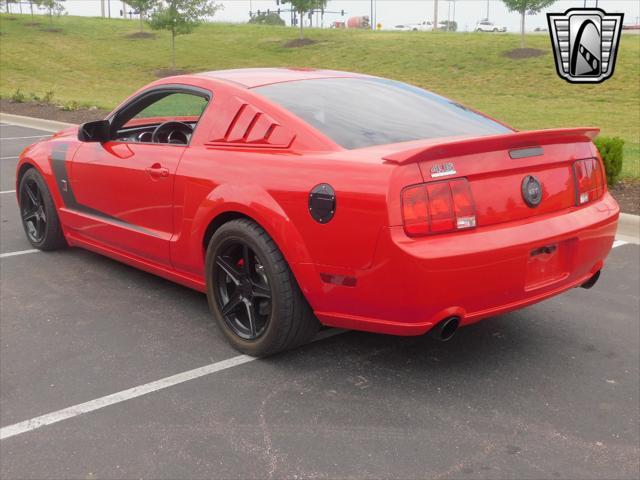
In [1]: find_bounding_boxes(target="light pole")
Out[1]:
[433,0,438,30]
[486,0,489,20]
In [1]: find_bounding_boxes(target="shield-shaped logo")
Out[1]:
[547,8,624,84]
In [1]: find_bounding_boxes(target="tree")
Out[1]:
[249,11,285,26]
[280,0,328,39]
[126,0,158,32]
[149,0,222,70]
[37,0,66,24]
[502,0,555,48]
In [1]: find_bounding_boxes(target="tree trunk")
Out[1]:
[520,10,525,48]
[49,8,53,24]
[140,12,144,32]
[299,10,304,39]
[172,30,176,70]
[30,1,34,18]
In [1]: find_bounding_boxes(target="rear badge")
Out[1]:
[522,175,543,208]
[431,162,456,178]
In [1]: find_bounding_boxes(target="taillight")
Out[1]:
[573,158,605,205]
[401,179,476,236]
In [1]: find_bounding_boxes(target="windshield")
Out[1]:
[254,77,511,149]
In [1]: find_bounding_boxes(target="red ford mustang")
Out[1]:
[16,68,619,356]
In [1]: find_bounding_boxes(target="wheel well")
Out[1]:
[17,163,35,187]
[202,211,254,251]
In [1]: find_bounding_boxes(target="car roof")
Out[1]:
[193,68,368,88]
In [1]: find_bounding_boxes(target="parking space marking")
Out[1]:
[613,240,628,248]
[0,190,16,194]
[0,329,344,441]
[0,249,39,259]
[1,136,49,141]
[1,156,19,160]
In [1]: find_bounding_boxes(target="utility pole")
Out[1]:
[108,0,111,18]
[433,0,438,30]
[452,0,456,29]
[370,0,373,30]
[486,0,489,20]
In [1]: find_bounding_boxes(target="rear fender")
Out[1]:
[183,183,314,276]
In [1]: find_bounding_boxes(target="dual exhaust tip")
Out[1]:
[431,271,601,342]
[431,316,460,342]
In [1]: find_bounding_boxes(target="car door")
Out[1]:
[67,87,211,267]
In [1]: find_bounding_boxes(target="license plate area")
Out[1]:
[525,241,571,291]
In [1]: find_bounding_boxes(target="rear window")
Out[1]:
[255,77,511,149]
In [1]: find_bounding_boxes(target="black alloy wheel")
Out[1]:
[20,176,47,243]
[205,219,319,356]
[214,242,273,340]
[18,168,66,251]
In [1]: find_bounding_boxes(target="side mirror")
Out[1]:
[78,120,111,142]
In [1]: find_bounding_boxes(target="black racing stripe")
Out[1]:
[49,144,160,238]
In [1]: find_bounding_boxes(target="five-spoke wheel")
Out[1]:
[206,219,319,356]
[215,242,273,340]
[18,168,66,250]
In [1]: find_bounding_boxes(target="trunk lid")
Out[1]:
[384,128,600,227]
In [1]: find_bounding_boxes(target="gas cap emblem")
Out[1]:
[522,175,543,208]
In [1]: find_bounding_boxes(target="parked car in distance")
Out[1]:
[16,68,619,356]
[393,21,453,31]
[476,20,507,32]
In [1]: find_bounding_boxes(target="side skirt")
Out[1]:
[65,231,207,293]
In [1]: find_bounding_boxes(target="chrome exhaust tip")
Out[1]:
[580,270,601,289]
[432,316,460,342]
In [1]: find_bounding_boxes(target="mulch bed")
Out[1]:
[126,32,156,39]
[503,48,546,59]
[283,38,317,48]
[0,100,638,216]
[0,99,108,125]
[609,179,640,215]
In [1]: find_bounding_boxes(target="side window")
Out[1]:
[115,90,211,145]
[133,93,208,121]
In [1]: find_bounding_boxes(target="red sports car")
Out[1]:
[16,68,619,356]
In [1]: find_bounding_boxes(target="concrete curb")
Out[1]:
[1,111,639,244]
[617,212,640,245]
[0,113,75,133]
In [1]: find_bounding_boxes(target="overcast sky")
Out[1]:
[24,0,640,32]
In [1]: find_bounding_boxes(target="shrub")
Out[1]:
[11,89,25,103]
[248,12,285,26]
[594,136,624,186]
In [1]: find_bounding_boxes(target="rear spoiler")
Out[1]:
[382,128,600,165]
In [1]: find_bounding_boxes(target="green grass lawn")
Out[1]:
[1,14,638,178]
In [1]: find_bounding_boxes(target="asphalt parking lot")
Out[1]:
[0,122,638,480]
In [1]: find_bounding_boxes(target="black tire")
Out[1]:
[18,168,67,251]
[205,219,319,357]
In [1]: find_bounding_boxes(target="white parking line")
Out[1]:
[0,190,16,194]
[1,136,48,141]
[0,249,39,259]
[1,156,19,160]
[0,329,345,441]
[612,240,628,248]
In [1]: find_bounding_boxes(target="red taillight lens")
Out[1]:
[401,184,430,236]
[401,179,476,236]
[574,158,605,205]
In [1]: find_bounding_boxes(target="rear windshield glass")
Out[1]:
[255,77,511,149]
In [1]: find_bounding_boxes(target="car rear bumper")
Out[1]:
[305,193,619,335]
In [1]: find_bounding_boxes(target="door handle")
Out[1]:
[145,163,169,178]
